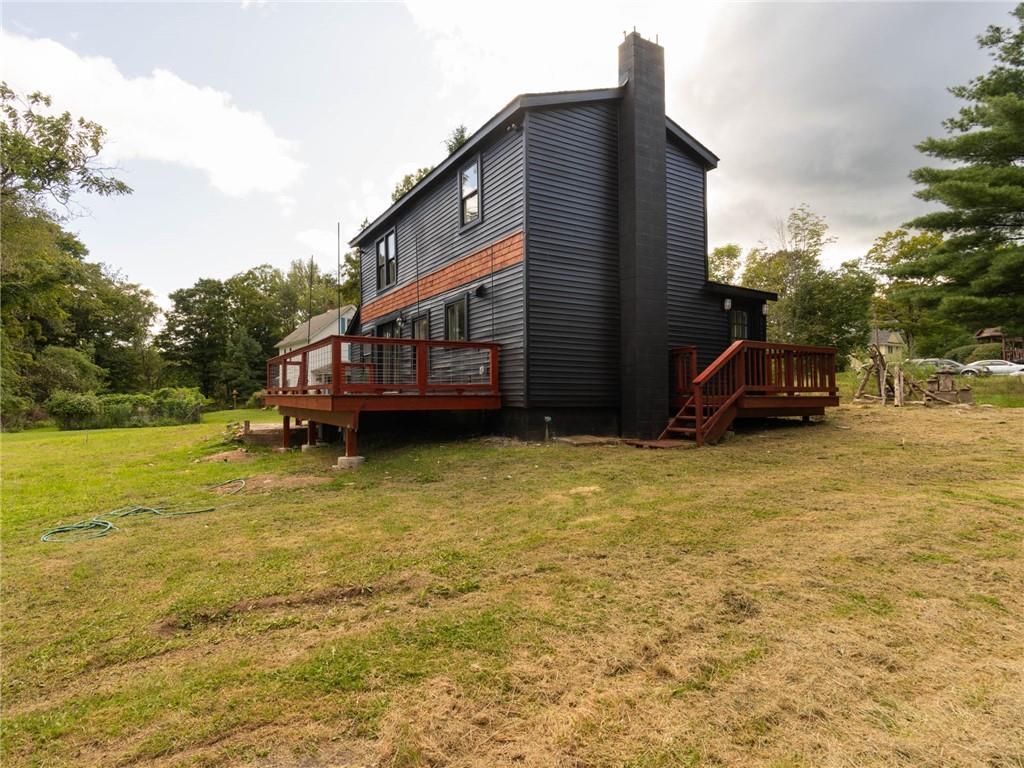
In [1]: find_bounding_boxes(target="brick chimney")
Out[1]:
[618,32,668,439]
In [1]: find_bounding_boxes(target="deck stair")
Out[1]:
[659,340,839,446]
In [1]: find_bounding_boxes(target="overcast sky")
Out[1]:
[2,1,1014,307]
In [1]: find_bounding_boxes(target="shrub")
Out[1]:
[151,387,207,423]
[966,343,1003,363]
[245,389,266,409]
[45,390,102,430]
[45,387,208,430]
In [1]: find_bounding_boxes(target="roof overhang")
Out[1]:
[705,281,777,302]
[666,117,718,169]
[350,87,625,247]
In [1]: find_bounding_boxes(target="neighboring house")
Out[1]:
[869,329,907,359]
[276,306,357,355]
[975,327,1024,362]
[276,306,356,386]
[267,34,838,449]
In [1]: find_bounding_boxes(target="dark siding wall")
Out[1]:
[357,128,525,405]
[359,129,524,298]
[525,102,620,407]
[666,139,729,369]
[388,264,524,406]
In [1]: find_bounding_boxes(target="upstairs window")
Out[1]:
[375,229,397,290]
[460,158,481,227]
[445,297,468,341]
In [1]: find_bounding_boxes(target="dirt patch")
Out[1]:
[568,485,602,496]
[200,448,252,463]
[154,585,374,637]
[242,474,332,492]
[555,435,623,446]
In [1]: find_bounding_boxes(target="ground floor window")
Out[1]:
[413,313,430,340]
[730,309,749,341]
[445,298,468,341]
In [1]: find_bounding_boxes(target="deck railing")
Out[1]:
[670,340,837,444]
[266,335,500,397]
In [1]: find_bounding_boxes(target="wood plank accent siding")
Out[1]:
[361,231,523,322]
[525,102,620,407]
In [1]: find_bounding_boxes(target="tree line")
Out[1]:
[2,5,1020,429]
[709,4,1023,364]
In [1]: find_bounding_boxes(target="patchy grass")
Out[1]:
[2,404,1023,767]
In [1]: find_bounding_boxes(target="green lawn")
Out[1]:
[2,405,1022,767]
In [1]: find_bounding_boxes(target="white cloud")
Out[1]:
[1,31,304,197]
[295,227,338,256]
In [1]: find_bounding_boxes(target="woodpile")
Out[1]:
[853,345,972,406]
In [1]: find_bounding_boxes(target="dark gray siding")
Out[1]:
[386,263,524,406]
[359,129,524,296]
[666,139,728,369]
[525,102,620,407]
[358,127,525,405]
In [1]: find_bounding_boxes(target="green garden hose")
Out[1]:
[40,488,229,543]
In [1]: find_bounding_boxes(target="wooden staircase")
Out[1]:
[659,341,839,446]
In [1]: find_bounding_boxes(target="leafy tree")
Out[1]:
[741,205,833,342]
[862,229,971,355]
[790,261,876,364]
[444,124,469,154]
[391,166,432,202]
[222,327,265,401]
[26,346,106,404]
[1,83,131,214]
[708,243,742,283]
[158,279,232,397]
[897,4,1024,333]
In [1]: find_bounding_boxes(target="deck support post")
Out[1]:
[345,426,357,457]
[281,415,291,450]
[307,420,317,445]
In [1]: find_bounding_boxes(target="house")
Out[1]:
[275,306,356,387]
[265,34,838,456]
[275,306,357,355]
[869,329,907,359]
[975,327,1024,362]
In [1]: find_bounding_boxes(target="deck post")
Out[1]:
[307,420,317,446]
[416,341,428,395]
[281,415,291,449]
[345,427,357,457]
[332,337,342,396]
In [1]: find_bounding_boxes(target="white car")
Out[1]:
[961,359,1024,376]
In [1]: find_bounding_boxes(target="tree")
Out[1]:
[0,84,133,426]
[790,261,876,364]
[741,205,833,342]
[862,229,970,355]
[708,243,742,283]
[444,124,469,154]
[158,279,232,397]
[392,166,432,202]
[898,4,1024,333]
[1,83,131,215]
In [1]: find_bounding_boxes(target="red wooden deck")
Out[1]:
[265,335,501,455]
[265,335,838,454]
[662,340,839,445]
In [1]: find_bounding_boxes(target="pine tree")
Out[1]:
[898,4,1024,332]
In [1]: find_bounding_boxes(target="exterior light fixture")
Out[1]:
[395,314,405,328]
[723,298,733,311]
[762,303,769,316]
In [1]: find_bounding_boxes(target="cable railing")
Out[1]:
[266,335,500,397]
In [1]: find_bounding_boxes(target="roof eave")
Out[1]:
[705,281,777,302]
[666,117,718,169]
[350,87,625,247]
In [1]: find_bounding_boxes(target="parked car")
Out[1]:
[961,359,1024,376]
[908,358,965,373]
